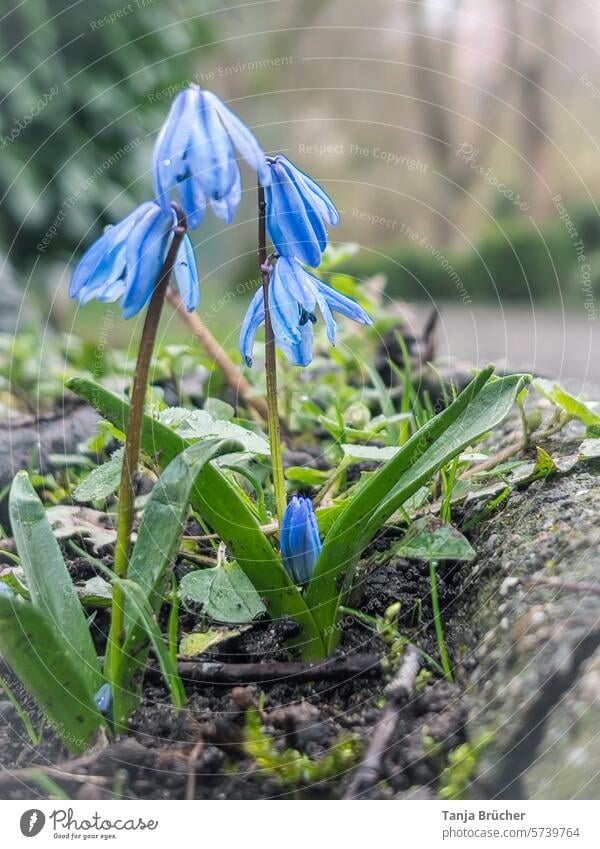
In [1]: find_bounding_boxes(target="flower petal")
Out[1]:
[122,205,172,319]
[153,89,195,211]
[312,275,373,325]
[239,286,265,366]
[278,155,340,226]
[204,90,271,185]
[174,234,200,311]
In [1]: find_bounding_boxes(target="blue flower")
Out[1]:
[281,495,322,584]
[94,682,113,718]
[240,256,372,366]
[265,154,339,267]
[153,86,271,228]
[70,201,199,319]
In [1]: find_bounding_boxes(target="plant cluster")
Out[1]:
[0,83,535,752]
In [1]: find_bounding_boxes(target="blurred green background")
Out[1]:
[1,0,599,378]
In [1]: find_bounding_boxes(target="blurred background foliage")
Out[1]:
[1,0,599,375]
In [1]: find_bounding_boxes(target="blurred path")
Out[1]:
[411,303,597,391]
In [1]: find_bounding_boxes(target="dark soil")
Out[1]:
[0,523,473,801]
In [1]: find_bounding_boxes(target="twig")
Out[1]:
[166,287,269,422]
[185,740,205,800]
[147,654,382,686]
[344,647,420,798]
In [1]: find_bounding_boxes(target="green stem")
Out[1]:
[106,206,187,717]
[258,184,286,526]
[429,559,453,682]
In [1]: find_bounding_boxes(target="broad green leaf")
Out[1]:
[392,517,476,562]
[180,562,267,624]
[158,407,269,455]
[9,473,101,694]
[179,627,246,657]
[116,438,244,725]
[307,369,529,652]
[73,447,124,502]
[285,466,330,486]
[0,592,103,752]
[116,578,186,712]
[533,379,600,427]
[341,444,398,462]
[77,576,113,607]
[66,378,325,660]
[203,397,235,421]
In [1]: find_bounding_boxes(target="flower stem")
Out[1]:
[106,206,187,721]
[258,184,286,526]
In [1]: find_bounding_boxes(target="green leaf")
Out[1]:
[284,466,330,486]
[180,562,267,624]
[65,377,325,660]
[392,517,476,562]
[9,472,101,694]
[116,578,186,710]
[341,444,398,462]
[158,407,269,455]
[73,448,124,502]
[307,369,529,652]
[0,592,103,752]
[533,379,600,426]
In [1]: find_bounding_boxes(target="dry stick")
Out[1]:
[185,740,205,800]
[166,287,269,423]
[344,647,420,799]
[147,654,382,686]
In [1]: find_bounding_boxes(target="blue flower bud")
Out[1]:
[240,256,372,367]
[265,155,339,267]
[70,201,199,319]
[94,682,113,718]
[280,495,322,585]
[153,86,270,228]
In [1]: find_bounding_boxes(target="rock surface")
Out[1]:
[461,437,600,799]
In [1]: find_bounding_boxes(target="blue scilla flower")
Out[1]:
[240,256,372,367]
[280,495,322,585]
[70,201,199,319]
[153,86,271,228]
[265,154,340,267]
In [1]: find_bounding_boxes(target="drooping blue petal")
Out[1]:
[70,206,144,299]
[269,262,303,355]
[266,162,324,267]
[153,88,195,212]
[278,155,340,226]
[239,286,265,366]
[210,160,242,224]
[312,275,373,325]
[174,234,200,312]
[265,154,339,265]
[204,90,271,186]
[277,318,313,367]
[122,204,173,319]
[153,86,269,227]
[273,256,317,317]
